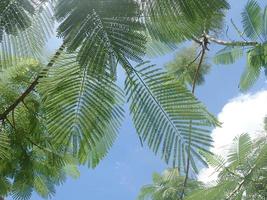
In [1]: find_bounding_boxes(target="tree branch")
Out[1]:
[0,43,66,121]
[205,34,258,47]
[180,36,208,199]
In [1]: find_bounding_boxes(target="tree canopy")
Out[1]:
[0,0,266,199]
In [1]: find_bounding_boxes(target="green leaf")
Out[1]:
[142,0,228,54]
[39,53,125,167]
[239,45,264,91]
[138,168,202,200]
[200,151,226,172]
[213,46,244,65]
[185,181,237,200]
[143,0,229,21]
[241,0,263,41]
[55,0,146,78]
[227,133,252,169]
[0,131,10,160]
[0,3,55,68]
[123,60,218,174]
[0,0,34,41]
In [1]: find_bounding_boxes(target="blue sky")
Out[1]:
[8,0,266,199]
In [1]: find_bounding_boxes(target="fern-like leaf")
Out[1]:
[213,46,244,65]
[55,0,146,78]
[123,61,218,174]
[241,0,263,41]
[0,3,54,68]
[141,0,228,55]
[0,131,10,160]
[239,45,264,91]
[227,133,252,169]
[39,53,125,167]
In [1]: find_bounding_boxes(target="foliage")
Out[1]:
[39,53,125,168]
[38,0,219,175]
[0,0,55,68]
[0,1,222,198]
[138,168,203,200]
[165,45,211,87]
[186,133,267,200]
[124,62,217,172]
[0,61,79,199]
[55,0,146,78]
[141,0,229,55]
[0,0,266,199]
[214,0,267,91]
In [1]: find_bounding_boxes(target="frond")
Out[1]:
[33,175,54,199]
[141,0,228,54]
[11,181,33,200]
[0,131,10,160]
[254,136,267,169]
[241,0,263,41]
[79,128,119,168]
[185,181,237,200]
[142,0,229,21]
[138,168,203,200]
[200,151,226,172]
[227,133,252,169]
[263,6,267,40]
[0,0,34,40]
[0,3,55,68]
[239,45,264,91]
[122,60,219,174]
[0,59,80,200]
[213,46,244,65]
[39,53,125,167]
[55,0,146,78]
[0,177,11,196]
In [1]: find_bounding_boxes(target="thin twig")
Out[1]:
[192,36,208,94]
[230,19,248,42]
[186,49,202,69]
[180,36,208,199]
[22,100,30,111]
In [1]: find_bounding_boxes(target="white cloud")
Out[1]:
[198,90,267,184]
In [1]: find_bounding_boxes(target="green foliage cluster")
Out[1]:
[165,45,211,87]
[0,60,79,199]
[186,133,267,200]
[139,132,267,200]
[138,168,203,200]
[214,0,267,91]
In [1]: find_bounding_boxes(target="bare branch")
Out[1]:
[180,35,209,199]
[205,34,258,47]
